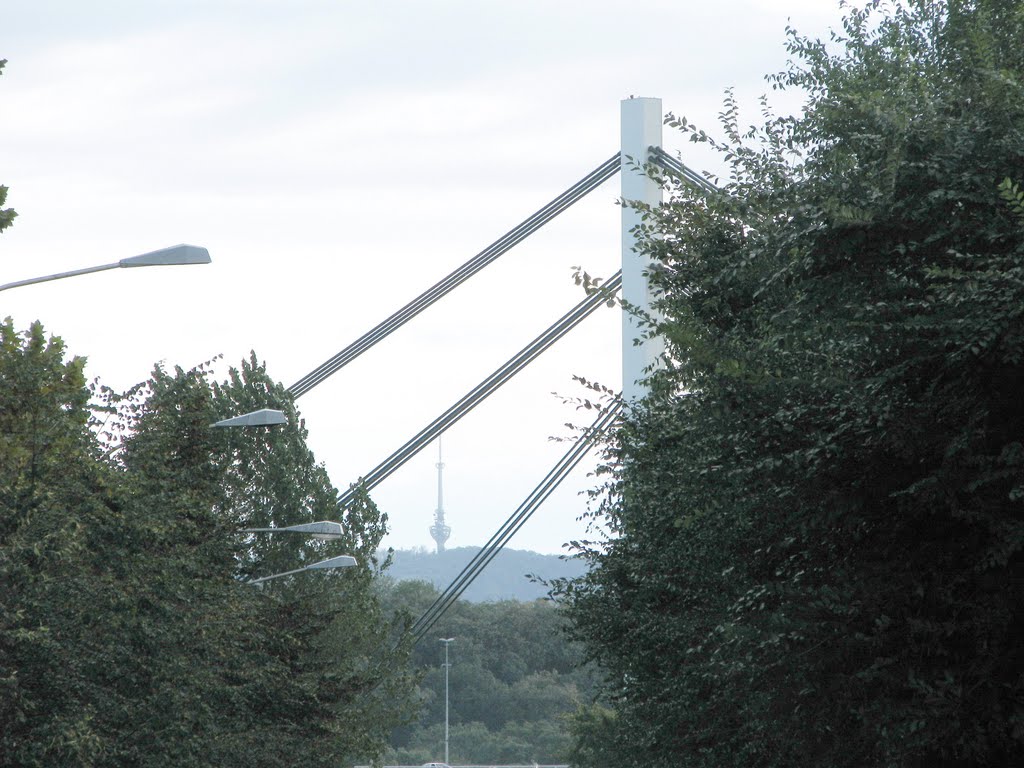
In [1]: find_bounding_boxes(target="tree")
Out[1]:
[105,355,417,767]
[557,2,1024,766]
[1,328,416,767]
[0,319,114,766]
[379,580,596,765]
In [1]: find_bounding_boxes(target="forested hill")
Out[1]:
[381,546,587,602]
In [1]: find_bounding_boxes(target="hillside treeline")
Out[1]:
[384,547,588,602]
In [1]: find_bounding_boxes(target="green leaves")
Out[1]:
[381,583,594,765]
[560,2,1024,766]
[0,62,16,235]
[998,177,1024,224]
[0,184,15,234]
[1,325,416,767]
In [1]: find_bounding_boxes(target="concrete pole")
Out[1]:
[620,97,665,402]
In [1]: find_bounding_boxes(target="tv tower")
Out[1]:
[429,438,451,553]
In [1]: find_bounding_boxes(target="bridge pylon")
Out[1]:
[620,97,665,402]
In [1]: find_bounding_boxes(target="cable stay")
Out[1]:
[288,153,622,399]
[648,146,719,194]
[337,272,622,509]
[410,400,622,643]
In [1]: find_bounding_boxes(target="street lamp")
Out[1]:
[211,408,287,427]
[242,520,345,540]
[246,554,357,586]
[241,520,353,584]
[0,244,211,292]
[439,637,454,765]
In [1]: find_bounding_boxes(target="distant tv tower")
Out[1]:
[429,438,451,553]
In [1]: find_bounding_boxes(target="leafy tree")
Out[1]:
[0,319,113,765]
[1,326,415,767]
[557,2,1024,766]
[107,355,417,767]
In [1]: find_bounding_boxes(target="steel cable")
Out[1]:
[410,400,622,642]
[648,146,718,194]
[337,273,622,507]
[288,154,621,398]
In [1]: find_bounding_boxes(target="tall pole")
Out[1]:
[620,97,665,402]
[439,637,454,764]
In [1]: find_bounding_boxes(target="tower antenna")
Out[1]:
[429,437,451,553]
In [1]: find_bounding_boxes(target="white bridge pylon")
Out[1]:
[620,96,666,402]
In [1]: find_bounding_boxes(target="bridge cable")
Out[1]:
[648,146,719,194]
[288,153,622,398]
[407,152,705,638]
[337,272,622,508]
[403,149,712,638]
[410,400,622,643]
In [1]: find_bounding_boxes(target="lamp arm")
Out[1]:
[0,262,119,292]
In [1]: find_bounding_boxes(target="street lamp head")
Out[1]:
[245,553,357,585]
[119,244,212,267]
[211,408,287,428]
[296,521,345,539]
[242,521,345,539]
[306,555,357,570]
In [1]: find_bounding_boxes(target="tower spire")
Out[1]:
[429,438,451,553]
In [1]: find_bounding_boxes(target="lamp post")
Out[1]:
[439,637,454,765]
[240,520,354,584]
[245,554,356,586]
[214,416,347,584]
[242,520,345,540]
[211,408,287,427]
[0,244,211,292]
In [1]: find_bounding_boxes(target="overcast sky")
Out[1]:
[2,1,847,555]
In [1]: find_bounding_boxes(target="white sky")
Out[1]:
[2,1,846,555]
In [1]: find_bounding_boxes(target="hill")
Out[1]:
[381,546,587,602]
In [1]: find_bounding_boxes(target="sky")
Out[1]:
[1,0,848,555]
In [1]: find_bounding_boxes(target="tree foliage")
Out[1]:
[0,323,415,767]
[0,321,103,765]
[557,2,1024,766]
[381,580,596,765]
